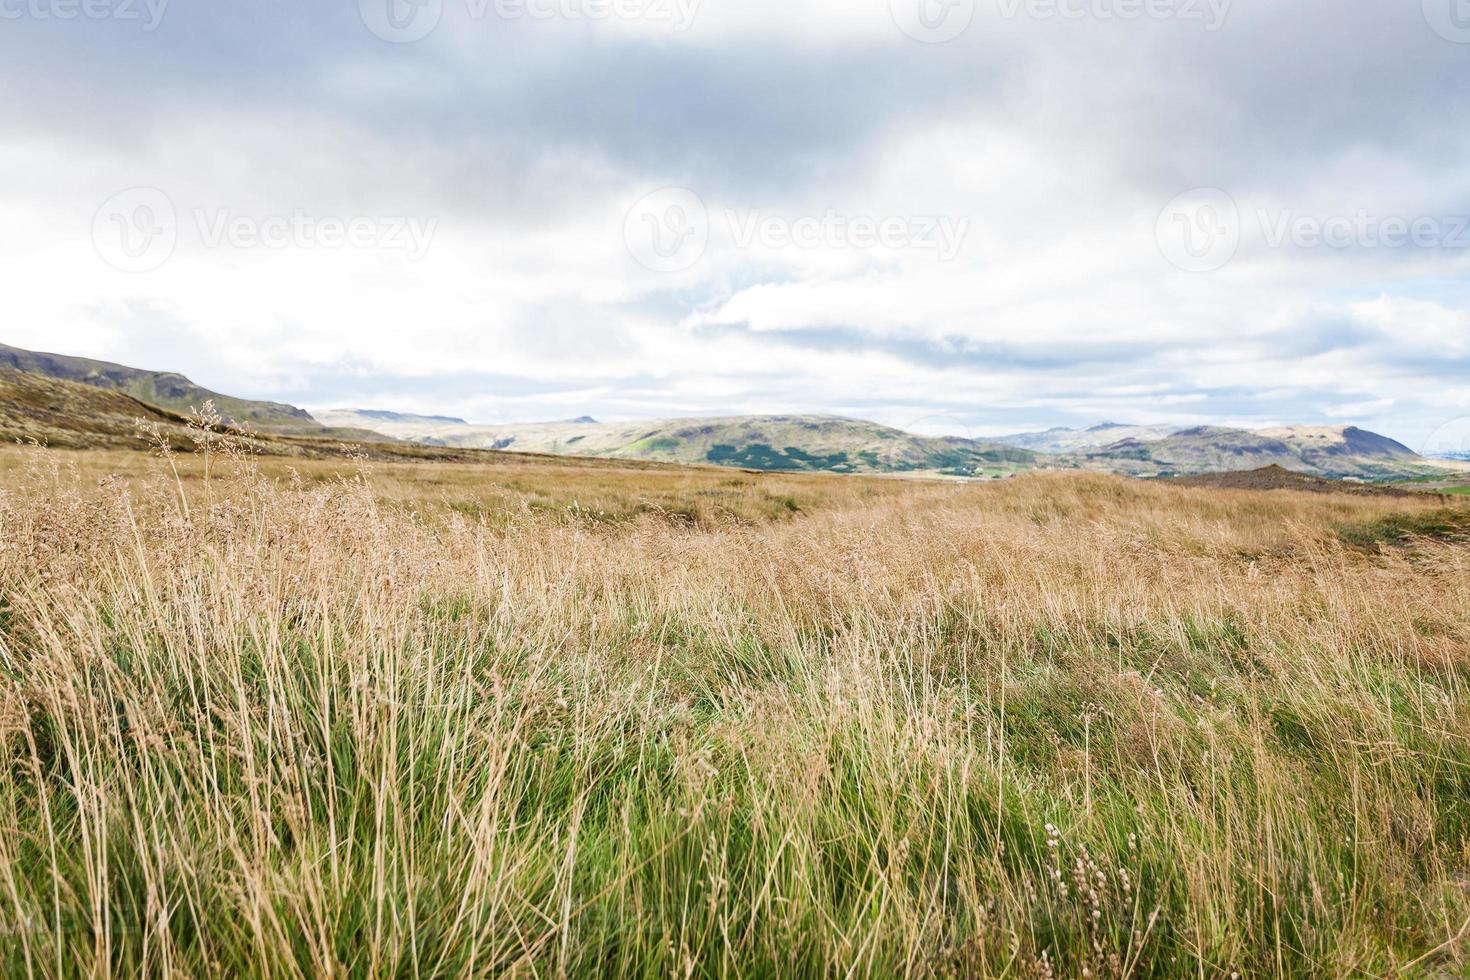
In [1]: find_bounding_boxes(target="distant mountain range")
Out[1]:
[322,408,1448,482]
[315,410,1038,477]
[0,343,1460,482]
[992,421,1444,480]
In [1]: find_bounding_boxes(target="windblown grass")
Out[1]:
[0,444,1468,977]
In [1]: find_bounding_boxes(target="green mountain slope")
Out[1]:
[316,411,1037,477]
[1075,425,1442,480]
[0,366,202,451]
[0,343,382,440]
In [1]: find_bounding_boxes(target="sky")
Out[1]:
[1,0,1467,451]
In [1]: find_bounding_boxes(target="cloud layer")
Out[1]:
[2,0,1467,450]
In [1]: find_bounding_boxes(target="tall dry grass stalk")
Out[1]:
[0,447,1467,977]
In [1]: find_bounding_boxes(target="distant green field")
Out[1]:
[1442,485,1470,495]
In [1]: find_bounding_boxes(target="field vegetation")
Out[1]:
[1,435,1468,977]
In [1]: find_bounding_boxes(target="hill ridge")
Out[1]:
[0,343,383,440]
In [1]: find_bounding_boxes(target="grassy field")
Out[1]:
[1,442,1469,977]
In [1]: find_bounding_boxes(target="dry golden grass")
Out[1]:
[0,443,910,529]
[0,441,1468,977]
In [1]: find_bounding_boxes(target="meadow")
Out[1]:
[0,440,1468,977]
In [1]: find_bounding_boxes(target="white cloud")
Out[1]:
[0,0,1466,446]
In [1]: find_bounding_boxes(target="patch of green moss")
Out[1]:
[1336,510,1470,551]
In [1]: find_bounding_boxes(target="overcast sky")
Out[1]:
[2,0,1467,448]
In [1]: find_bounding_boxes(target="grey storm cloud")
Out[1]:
[1,2,1008,202]
[5,0,1467,215]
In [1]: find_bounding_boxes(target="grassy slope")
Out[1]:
[0,343,381,439]
[0,366,206,450]
[0,451,1468,976]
